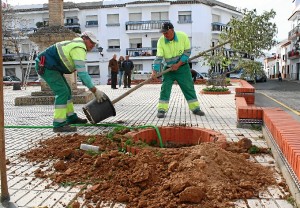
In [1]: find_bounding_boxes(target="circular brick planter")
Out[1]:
[200,90,231,95]
[124,126,227,154]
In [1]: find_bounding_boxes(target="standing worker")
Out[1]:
[118,56,125,88]
[151,22,205,118]
[122,55,134,88]
[109,54,119,89]
[35,31,107,132]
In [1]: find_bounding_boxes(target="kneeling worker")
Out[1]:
[35,31,106,132]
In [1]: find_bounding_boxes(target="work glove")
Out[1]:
[93,89,107,103]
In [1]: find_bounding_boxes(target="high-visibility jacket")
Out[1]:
[38,37,94,89]
[153,31,191,72]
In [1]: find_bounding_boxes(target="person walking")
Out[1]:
[190,69,197,83]
[118,56,125,88]
[109,54,118,89]
[35,31,107,132]
[122,55,134,88]
[151,22,205,118]
[278,71,282,82]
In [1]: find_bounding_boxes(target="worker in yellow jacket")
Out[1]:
[35,31,106,132]
[151,22,205,118]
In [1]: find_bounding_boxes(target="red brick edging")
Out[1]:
[200,90,231,95]
[263,108,300,181]
[234,80,262,121]
[124,127,227,154]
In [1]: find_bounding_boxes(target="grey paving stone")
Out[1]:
[0,84,295,207]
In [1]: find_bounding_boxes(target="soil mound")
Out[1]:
[20,133,287,208]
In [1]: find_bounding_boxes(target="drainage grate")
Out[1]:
[238,119,263,124]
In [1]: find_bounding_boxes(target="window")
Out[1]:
[129,13,142,21]
[129,38,142,48]
[151,12,168,21]
[108,39,120,51]
[88,66,100,75]
[66,16,79,25]
[86,15,98,27]
[107,14,120,26]
[178,11,192,23]
[23,67,38,81]
[133,64,143,74]
[212,14,220,22]
[5,68,16,76]
[151,39,158,56]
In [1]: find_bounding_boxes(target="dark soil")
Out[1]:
[19,131,290,208]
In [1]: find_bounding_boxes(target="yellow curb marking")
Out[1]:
[261,92,300,116]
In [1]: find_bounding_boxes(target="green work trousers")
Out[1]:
[35,62,78,127]
[158,64,200,112]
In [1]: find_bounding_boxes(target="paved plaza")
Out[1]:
[0,83,296,208]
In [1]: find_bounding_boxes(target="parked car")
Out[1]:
[3,75,21,85]
[196,72,209,80]
[242,69,267,82]
[255,71,267,82]
[229,69,243,79]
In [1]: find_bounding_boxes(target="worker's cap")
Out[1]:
[81,31,99,44]
[159,22,174,33]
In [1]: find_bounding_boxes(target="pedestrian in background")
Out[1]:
[190,69,197,83]
[35,31,107,132]
[122,55,134,88]
[278,71,282,82]
[108,54,118,89]
[118,56,125,88]
[151,22,205,118]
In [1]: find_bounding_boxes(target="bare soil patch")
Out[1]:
[20,130,290,208]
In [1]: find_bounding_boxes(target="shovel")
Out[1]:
[82,43,227,123]
[83,67,173,124]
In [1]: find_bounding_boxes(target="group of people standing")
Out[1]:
[108,54,134,89]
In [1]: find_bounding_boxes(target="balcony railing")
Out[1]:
[126,47,157,57]
[2,53,31,62]
[288,26,299,39]
[211,22,230,32]
[125,20,169,31]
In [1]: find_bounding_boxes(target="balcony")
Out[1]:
[64,23,81,33]
[125,20,169,32]
[288,26,300,40]
[126,47,157,58]
[211,22,230,33]
[287,50,300,59]
[2,53,31,62]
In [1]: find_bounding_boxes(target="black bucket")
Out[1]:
[82,94,116,124]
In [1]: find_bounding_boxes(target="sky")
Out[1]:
[6,0,294,42]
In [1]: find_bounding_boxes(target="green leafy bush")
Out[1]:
[203,86,229,92]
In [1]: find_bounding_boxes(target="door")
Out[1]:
[297,63,300,80]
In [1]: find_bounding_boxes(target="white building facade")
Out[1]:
[3,0,241,85]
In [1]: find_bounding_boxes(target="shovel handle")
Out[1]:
[111,67,172,104]
[111,41,231,105]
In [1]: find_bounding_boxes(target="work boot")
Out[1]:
[193,109,205,116]
[157,111,166,118]
[68,117,88,124]
[53,124,77,133]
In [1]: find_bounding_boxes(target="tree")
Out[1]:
[2,5,36,83]
[193,9,277,86]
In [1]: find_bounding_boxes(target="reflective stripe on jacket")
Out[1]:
[153,31,191,72]
[56,37,87,73]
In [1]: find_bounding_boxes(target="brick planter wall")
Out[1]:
[200,90,231,95]
[124,126,227,154]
